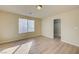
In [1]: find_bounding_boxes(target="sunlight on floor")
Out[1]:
[0,45,19,54]
[15,41,33,54]
[0,41,33,54]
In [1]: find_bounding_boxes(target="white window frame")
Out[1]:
[27,19,35,32]
[19,18,35,34]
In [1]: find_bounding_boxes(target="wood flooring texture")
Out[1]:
[0,36,79,54]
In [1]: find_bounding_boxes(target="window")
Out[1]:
[19,18,27,33]
[19,18,35,33]
[28,20,35,32]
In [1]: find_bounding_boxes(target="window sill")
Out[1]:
[19,32,35,34]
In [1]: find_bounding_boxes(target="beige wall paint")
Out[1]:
[0,11,41,43]
[42,17,53,38]
[42,8,79,46]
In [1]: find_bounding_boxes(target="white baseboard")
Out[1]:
[61,39,79,47]
[41,34,53,39]
[0,34,41,44]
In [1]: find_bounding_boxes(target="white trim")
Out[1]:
[41,34,53,39]
[61,39,79,47]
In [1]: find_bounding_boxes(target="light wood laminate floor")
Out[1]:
[0,36,79,54]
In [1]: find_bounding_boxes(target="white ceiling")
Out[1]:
[0,5,79,19]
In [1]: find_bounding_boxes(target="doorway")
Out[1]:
[54,19,61,39]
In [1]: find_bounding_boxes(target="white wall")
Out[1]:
[42,17,53,38]
[42,8,79,47]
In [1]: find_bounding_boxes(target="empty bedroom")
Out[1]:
[0,5,79,54]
